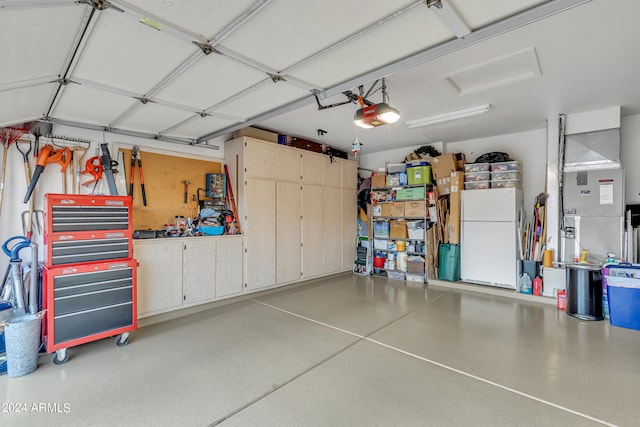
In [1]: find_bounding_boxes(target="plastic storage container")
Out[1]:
[407,165,432,185]
[490,179,521,189]
[491,170,522,180]
[387,163,407,173]
[373,221,390,238]
[464,181,490,190]
[490,161,521,172]
[464,171,491,182]
[387,271,405,280]
[464,163,490,173]
[396,187,426,200]
[604,263,640,329]
[438,243,460,281]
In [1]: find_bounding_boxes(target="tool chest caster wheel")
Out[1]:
[115,332,129,347]
[52,349,69,365]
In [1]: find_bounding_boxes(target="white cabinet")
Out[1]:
[225,136,357,290]
[276,146,301,182]
[134,236,244,318]
[134,239,183,317]
[277,181,302,284]
[341,160,358,189]
[245,177,276,291]
[302,185,324,279]
[216,237,243,298]
[183,239,216,304]
[323,159,342,188]
[322,187,342,273]
[302,152,325,185]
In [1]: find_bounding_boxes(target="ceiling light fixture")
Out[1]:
[353,78,400,128]
[405,104,491,129]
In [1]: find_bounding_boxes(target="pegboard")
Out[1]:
[119,148,222,231]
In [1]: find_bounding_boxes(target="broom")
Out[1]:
[0,125,29,214]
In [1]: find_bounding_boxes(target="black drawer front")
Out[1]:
[52,206,129,232]
[54,303,133,344]
[52,238,130,265]
[53,268,133,290]
[55,286,133,316]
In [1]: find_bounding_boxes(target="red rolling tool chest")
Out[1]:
[42,194,137,365]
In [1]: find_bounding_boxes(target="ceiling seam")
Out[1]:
[98,0,274,133]
[196,0,593,143]
[45,4,98,120]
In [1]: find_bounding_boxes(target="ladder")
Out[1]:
[353,218,372,276]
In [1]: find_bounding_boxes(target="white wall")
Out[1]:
[0,124,225,274]
[621,113,640,205]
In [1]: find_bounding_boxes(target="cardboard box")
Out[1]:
[232,126,278,143]
[389,202,404,217]
[455,153,466,171]
[404,200,426,217]
[436,176,451,195]
[448,191,461,244]
[407,260,426,275]
[390,219,408,239]
[431,154,458,180]
[380,203,391,217]
[371,172,386,188]
[450,171,464,193]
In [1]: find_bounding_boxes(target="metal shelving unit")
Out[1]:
[370,184,431,283]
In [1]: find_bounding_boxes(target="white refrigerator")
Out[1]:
[460,188,523,289]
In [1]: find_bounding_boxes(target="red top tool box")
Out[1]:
[42,194,136,364]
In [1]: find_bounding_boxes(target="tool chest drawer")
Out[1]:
[44,231,132,266]
[43,259,137,350]
[45,194,132,234]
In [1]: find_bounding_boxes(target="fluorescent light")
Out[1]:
[354,103,400,128]
[405,104,490,129]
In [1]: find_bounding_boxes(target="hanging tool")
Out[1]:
[81,156,104,193]
[21,210,44,237]
[223,164,241,234]
[128,146,147,205]
[1,125,29,213]
[60,147,72,193]
[23,145,63,203]
[99,143,119,195]
[182,180,190,204]
[16,136,36,238]
[73,145,89,193]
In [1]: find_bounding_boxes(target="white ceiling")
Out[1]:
[1,0,639,154]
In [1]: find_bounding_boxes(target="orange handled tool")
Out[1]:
[23,144,62,203]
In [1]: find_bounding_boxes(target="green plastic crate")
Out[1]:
[396,186,426,200]
[438,243,460,282]
[407,165,432,185]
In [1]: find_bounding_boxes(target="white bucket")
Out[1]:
[4,312,43,378]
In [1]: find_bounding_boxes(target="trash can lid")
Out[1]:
[565,262,603,271]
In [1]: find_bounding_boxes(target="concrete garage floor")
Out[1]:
[2,273,638,426]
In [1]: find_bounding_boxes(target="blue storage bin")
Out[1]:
[606,275,640,330]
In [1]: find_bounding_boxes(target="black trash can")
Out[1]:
[566,263,604,321]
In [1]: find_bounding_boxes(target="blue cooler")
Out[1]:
[604,263,640,330]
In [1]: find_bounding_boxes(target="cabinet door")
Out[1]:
[183,238,216,304]
[322,187,342,273]
[134,240,183,317]
[276,146,301,182]
[245,177,276,290]
[323,159,342,187]
[342,188,358,271]
[244,139,276,179]
[302,152,325,185]
[340,160,358,189]
[216,237,243,298]
[277,181,301,284]
[302,185,324,279]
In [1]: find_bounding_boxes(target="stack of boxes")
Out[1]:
[490,161,522,188]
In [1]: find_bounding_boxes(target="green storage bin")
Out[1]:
[407,165,432,185]
[396,186,426,200]
[438,243,460,282]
